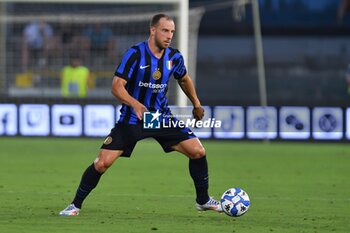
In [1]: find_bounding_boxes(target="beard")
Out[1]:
[155,36,170,50]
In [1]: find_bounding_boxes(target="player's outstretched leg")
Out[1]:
[173,138,222,213]
[59,149,122,216]
[189,156,222,212]
[60,149,123,216]
[59,163,103,216]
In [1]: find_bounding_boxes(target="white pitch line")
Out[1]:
[2,190,350,202]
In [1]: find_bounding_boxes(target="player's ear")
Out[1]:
[150,26,156,35]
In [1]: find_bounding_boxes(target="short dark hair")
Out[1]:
[69,53,80,61]
[150,13,173,27]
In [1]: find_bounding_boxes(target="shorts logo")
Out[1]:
[143,110,161,129]
[103,136,113,145]
[152,69,162,80]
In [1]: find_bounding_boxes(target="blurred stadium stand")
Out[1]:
[192,0,350,107]
[1,0,350,107]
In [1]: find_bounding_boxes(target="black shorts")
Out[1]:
[100,122,196,157]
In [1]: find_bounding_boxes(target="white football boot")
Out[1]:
[196,197,223,212]
[59,204,80,216]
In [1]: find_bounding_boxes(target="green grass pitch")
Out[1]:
[0,138,349,233]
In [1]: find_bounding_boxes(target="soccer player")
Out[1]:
[59,13,222,216]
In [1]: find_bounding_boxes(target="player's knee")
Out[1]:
[188,146,206,159]
[94,157,113,173]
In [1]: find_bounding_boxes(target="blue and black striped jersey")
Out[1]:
[114,41,187,124]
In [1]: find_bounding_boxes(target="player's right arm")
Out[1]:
[112,45,148,120]
[111,76,147,120]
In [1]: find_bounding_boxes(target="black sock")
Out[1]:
[189,156,209,205]
[72,163,103,209]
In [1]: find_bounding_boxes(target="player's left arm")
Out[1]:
[177,74,204,121]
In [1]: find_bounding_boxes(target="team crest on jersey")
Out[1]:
[152,69,162,80]
[103,136,112,145]
[166,60,173,70]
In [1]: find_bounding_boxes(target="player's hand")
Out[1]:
[192,106,204,121]
[132,102,148,120]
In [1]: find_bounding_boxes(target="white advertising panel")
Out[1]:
[84,105,115,137]
[247,106,277,139]
[213,106,244,139]
[312,107,343,140]
[52,104,82,136]
[19,104,50,136]
[116,105,122,122]
[0,104,18,136]
[347,108,350,140]
[279,106,310,139]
